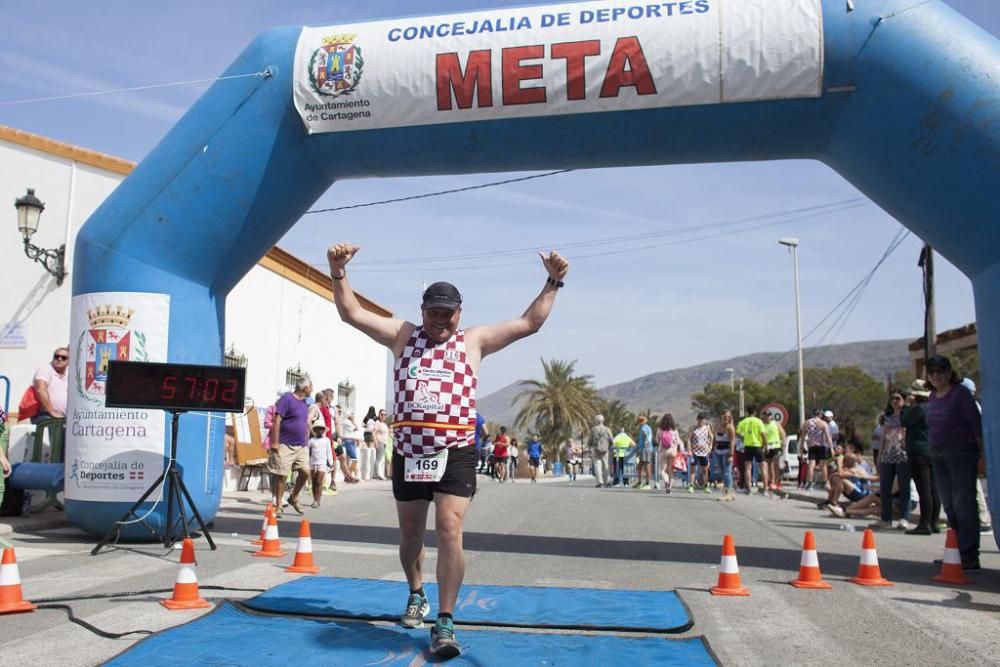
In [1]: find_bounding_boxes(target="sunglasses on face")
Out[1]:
[53,354,69,361]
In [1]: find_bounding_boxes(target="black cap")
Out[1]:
[925,354,952,372]
[422,281,462,310]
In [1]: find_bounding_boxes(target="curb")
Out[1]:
[0,511,72,538]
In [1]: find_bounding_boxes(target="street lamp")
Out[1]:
[15,188,66,286]
[779,237,805,429]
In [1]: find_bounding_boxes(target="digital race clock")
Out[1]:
[105,360,247,412]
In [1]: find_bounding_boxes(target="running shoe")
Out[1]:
[430,616,461,658]
[868,520,891,530]
[401,592,430,628]
[687,486,694,494]
[703,487,713,494]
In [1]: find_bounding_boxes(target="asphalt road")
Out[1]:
[2,475,999,666]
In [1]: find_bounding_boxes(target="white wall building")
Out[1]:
[0,124,390,423]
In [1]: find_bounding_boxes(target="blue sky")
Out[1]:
[1,1,996,395]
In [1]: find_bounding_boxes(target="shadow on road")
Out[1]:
[206,511,1000,593]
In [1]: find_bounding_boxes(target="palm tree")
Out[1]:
[511,358,601,461]
[600,398,635,435]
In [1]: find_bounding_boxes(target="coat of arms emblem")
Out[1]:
[76,305,148,403]
[309,33,364,97]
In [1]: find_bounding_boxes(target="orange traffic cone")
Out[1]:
[0,547,36,614]
[710,534,750,596]
[790,531,833,590]
[250,503,273,545]
[931,529,973,585]
[849,529,893,586]
[285,519,321,574]
[253,506,287,558]
[161,538,212,610]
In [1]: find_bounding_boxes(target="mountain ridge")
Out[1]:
[477,338,911,429]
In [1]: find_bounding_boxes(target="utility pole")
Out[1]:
[919,244,936,367]
[779,238,806,428]
[738,378,745,419]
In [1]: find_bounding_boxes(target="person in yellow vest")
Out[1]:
[761,412,786,497]
[736,405,768,495]
[612,428,635,488]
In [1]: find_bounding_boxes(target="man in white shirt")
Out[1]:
[33,346,69,423]
[823,410,840,443]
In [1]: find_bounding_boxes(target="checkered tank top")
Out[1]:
[804,418,826,448]
[392,327,477,458]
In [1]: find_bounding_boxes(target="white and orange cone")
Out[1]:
[253,507,287,558]
[0,547,36,614]
[710,534,750,596]
[285,519,321,574]
[250,503,273,546]
[931,529,973,585]
[790,531,833,590]
[161,538,212,610]
[849,529,893,586]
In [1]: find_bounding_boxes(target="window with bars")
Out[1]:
[338,380,355,415]
[285,364,307,388]
[223,344,247,368]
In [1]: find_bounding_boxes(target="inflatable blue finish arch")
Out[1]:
[68,0,1000,540]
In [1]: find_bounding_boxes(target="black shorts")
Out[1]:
[529,456,540,467]
[495,456,509,464]
[808,445,831,462]
[363,431,374,444]
[392,445,477,502]
[765,448,781,460]
[692,455,710,467]
[743,447,765,462]
[334,445,345,456]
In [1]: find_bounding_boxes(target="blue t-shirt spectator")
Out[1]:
[527,438,543,459]
[475,413,486,451]
[638,423,653,450]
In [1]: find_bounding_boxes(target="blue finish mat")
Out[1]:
[244,576,692,632]
[105,602,717,666]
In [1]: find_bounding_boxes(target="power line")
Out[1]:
[753,227,911,379]
[323,199,868,274]
[349,197,866,268]
[0,71,271,107]
[303,170,574,215]
[812,228,910,347]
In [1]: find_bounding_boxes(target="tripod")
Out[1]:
[92,410,217,555]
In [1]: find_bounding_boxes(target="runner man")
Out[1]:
[327,242,569,659]
[736,405,768,494]
[799,409,833,489]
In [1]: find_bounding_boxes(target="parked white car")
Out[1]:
[780,435,800,481]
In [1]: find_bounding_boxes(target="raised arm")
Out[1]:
[465,251,569,360]
[327,243,413,352]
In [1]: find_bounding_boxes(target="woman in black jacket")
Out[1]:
[901,379,941,535]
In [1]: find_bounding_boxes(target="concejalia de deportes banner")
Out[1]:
[293,0,823,134]
[65,292,170,503]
